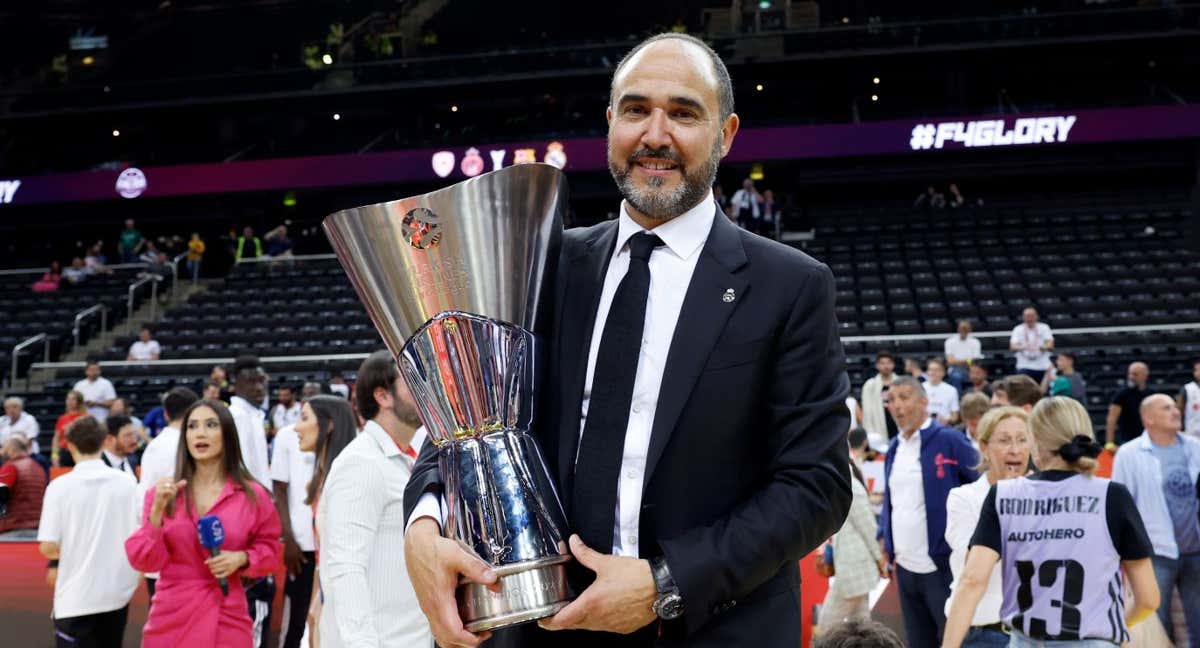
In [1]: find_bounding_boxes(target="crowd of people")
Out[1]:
[817,306,1200,647]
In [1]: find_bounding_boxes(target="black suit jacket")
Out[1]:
[406,205,851,647]
[100,451,139,474]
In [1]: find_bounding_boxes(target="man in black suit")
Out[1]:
[404,33,851,648]
[100,415,139,477]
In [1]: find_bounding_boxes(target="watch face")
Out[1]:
[656,593,684,620]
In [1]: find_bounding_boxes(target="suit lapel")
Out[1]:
[645,206,749,483]
[555,221,619,500]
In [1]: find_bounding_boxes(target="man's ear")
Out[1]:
[719,112,740,157]
[373,385,392,410]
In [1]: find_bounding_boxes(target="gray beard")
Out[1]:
[608,134,722,221]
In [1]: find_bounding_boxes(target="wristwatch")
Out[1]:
[650,556,685,620]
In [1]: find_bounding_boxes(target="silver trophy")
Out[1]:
[323,163,572,632]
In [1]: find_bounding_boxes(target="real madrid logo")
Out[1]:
[401,207,444,250]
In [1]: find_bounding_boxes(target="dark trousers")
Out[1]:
[54,605,128,648]
[896,555,953,648]
[245,575,276,648]
[279,551,316,648]
[1016,368,1045,384]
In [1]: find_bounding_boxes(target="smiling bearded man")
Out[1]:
[403,32,852,648]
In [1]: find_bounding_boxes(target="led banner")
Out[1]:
[2,104,1196,206]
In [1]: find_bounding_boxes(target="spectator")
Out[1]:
[1111,394,1200,644]
[31,261,62,292]
[316,351,431,647]
[943,397,1158,648]
[880,376,978,647]
[52,390,88,468]
[730,178,762,233]
[141,252,170,281]
[0,436,46,538]
[993,374,1041,411]
[964,363,991,397]
[1107,361,1150,447]
[236,226,263,262]
[265,225,295,258]
[301,382,322,400]
[1009,307,1054,383]
[136,387,199,598]
[270,386,301,432]
[202,382,223,402]
[37,416,140,647]
[948,183,965,208]
[861,350,899,443]
[914,185,945,210]
[328,371,350,399]
[1,396,41,454]
[1040,351,1086,401]
[1176,358,1200,439]
[761,189,777,238]
[186,232,205,280]
[210,365,233,401]
[944,320,982,392]
[904,357,927,382]
[944,407,1031,648]
[275,395,354,648]
[142,403,168,439]
[815,618,903,648]
[138,240,159,265]
[109,398,148,443]
[74,360,117,422]
[84,244,113,275]
[817,446,885,634]
[712,184,728,210]
[128,325,162,362]
[101,415,139,477]
[118,219,144,263]
[959,392,991,444]
[63,257,89,284]
[924,358,961,426]
[124,400,282,647]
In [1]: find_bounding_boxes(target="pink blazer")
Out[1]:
[126,479,281,648]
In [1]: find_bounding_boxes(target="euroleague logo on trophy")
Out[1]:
[401,207,444,250]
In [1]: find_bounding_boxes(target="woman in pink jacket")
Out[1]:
[126,399,282,647]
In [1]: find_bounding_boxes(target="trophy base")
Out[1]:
[459,555,573,633]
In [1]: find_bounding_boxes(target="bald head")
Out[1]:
[1128,362,1149,388]
[1140,393,1180,434]
[1,435,28,459]
[611,33,734,121]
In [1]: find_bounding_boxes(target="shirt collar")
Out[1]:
[615,190,714,263]
[72,458,107,472]
[230,395,262,415]
[102,449,127,466]
[363,420,402,459]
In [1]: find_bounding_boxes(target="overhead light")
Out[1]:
[451,105,459,112]
[755,84,764,92]
[332,113,341,121]
[870,94,878,102]
[82,56,95,66]
[112,129,120,137]
[322,53,333,65]
[758,0,772,9]
[873,77,880,84]
[841,16,850,24]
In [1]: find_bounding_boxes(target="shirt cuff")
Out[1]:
[405,492,447,534]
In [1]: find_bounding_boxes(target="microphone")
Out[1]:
[197,515,229,596]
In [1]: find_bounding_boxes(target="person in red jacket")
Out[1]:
[0,435,47,538]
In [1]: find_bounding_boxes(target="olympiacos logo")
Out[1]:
[115,168,148,199]
[432,151,455,178]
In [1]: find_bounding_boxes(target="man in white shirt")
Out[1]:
[1176,358,1200,439]
[271,386,302,432]
[73,361,117,423]
[318,351,431,648]
[729,177,761,230]
[1009,307,1054,383]
[860,350,898,444]
[100,415,139,477]
[271,423,316,648]
[126,325,162,362]
[137,387,199,597]
[38,416,140,647]
[943,319,982,393]
[228,354,275,648]
[924,358,960,426]
[1,396,41,454]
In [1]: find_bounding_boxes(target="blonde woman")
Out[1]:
[818,458,886,634]
[943,397,1160,648]
[944,406,1032,647]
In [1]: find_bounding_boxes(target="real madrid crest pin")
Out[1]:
[722,288,736,303]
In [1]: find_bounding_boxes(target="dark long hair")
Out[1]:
[169,399,260,516]
[305,395,359,506]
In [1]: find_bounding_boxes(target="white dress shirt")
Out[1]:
[577,193,714,557]
[943,335,982,365]
[128,340,161,361]
[269,425,315,551]
[230,396,271,489]
[318,420,430,648]
[945,475,1003,624]
[924,381,960,421]
[889,419,938,574]
[73,377,117,422]
[1009,322,1053,371]
[101,449,136,476]
[0,411,40,454]
[271,402,302,432]
[37,459,140,619]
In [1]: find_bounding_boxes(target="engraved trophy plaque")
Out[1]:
[323,163,572,631]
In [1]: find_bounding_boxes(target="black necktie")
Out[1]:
[571,231,663,553]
